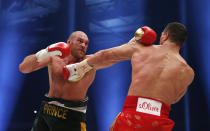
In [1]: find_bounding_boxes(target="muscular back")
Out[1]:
[128,45,194,105]
[48,56,96,101]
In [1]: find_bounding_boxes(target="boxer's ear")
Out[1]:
[164,32,169,40]
[67,39,71,45]
[161,32,169,42]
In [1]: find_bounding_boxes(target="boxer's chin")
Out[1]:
[75,52,85,59]
[79,51,85,58]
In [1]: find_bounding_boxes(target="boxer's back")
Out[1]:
[128,45,194,105]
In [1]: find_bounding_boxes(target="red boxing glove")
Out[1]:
[48,42,70,58]
[36,42,70,62]
[134,26,157,45]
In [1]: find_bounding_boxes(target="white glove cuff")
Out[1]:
[129,37,136,43]
[135,28,144,41]
[80,59,93,73]
[35,49,49,62]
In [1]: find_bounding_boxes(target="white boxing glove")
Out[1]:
[62,59,93,82]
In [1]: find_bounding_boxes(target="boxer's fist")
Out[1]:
[35,42,70,62]
[63,59,93,82]
[63,63,81,82]
[134,26,157,45]
[48,42,70,58]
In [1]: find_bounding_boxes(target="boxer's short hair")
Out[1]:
[163,22,187,47]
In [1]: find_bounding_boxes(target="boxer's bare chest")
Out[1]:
[49,56,95,86]
[47,56,96,99]
[48,56,74,81]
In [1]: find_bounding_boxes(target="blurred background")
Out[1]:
[0,0,209,131]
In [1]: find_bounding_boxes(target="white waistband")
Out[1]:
[48,101,87,113]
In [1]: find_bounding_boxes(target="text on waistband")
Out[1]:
[136,97,162,116]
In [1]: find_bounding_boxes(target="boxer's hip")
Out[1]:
[112,96,174,131]
[123,95,171,117]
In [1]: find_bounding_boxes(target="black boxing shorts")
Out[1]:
[31,95,88,131]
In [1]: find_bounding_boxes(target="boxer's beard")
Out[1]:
[72,50,85,61]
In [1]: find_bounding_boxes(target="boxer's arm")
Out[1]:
[19,54,51,74]
[86,26,157,69]
[87,43,135,70]
[62,43,135,82]
[20,42,70,74]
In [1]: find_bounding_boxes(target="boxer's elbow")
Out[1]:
[19,63,27,73]
[19,63,30,74]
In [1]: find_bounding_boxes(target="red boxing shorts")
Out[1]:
[112,96,174,131]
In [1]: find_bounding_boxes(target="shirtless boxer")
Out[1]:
[19,31,96,131]
[63,22,194,131]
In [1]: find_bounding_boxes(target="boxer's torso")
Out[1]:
[47,55,96,101]
[128,44,194,105]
